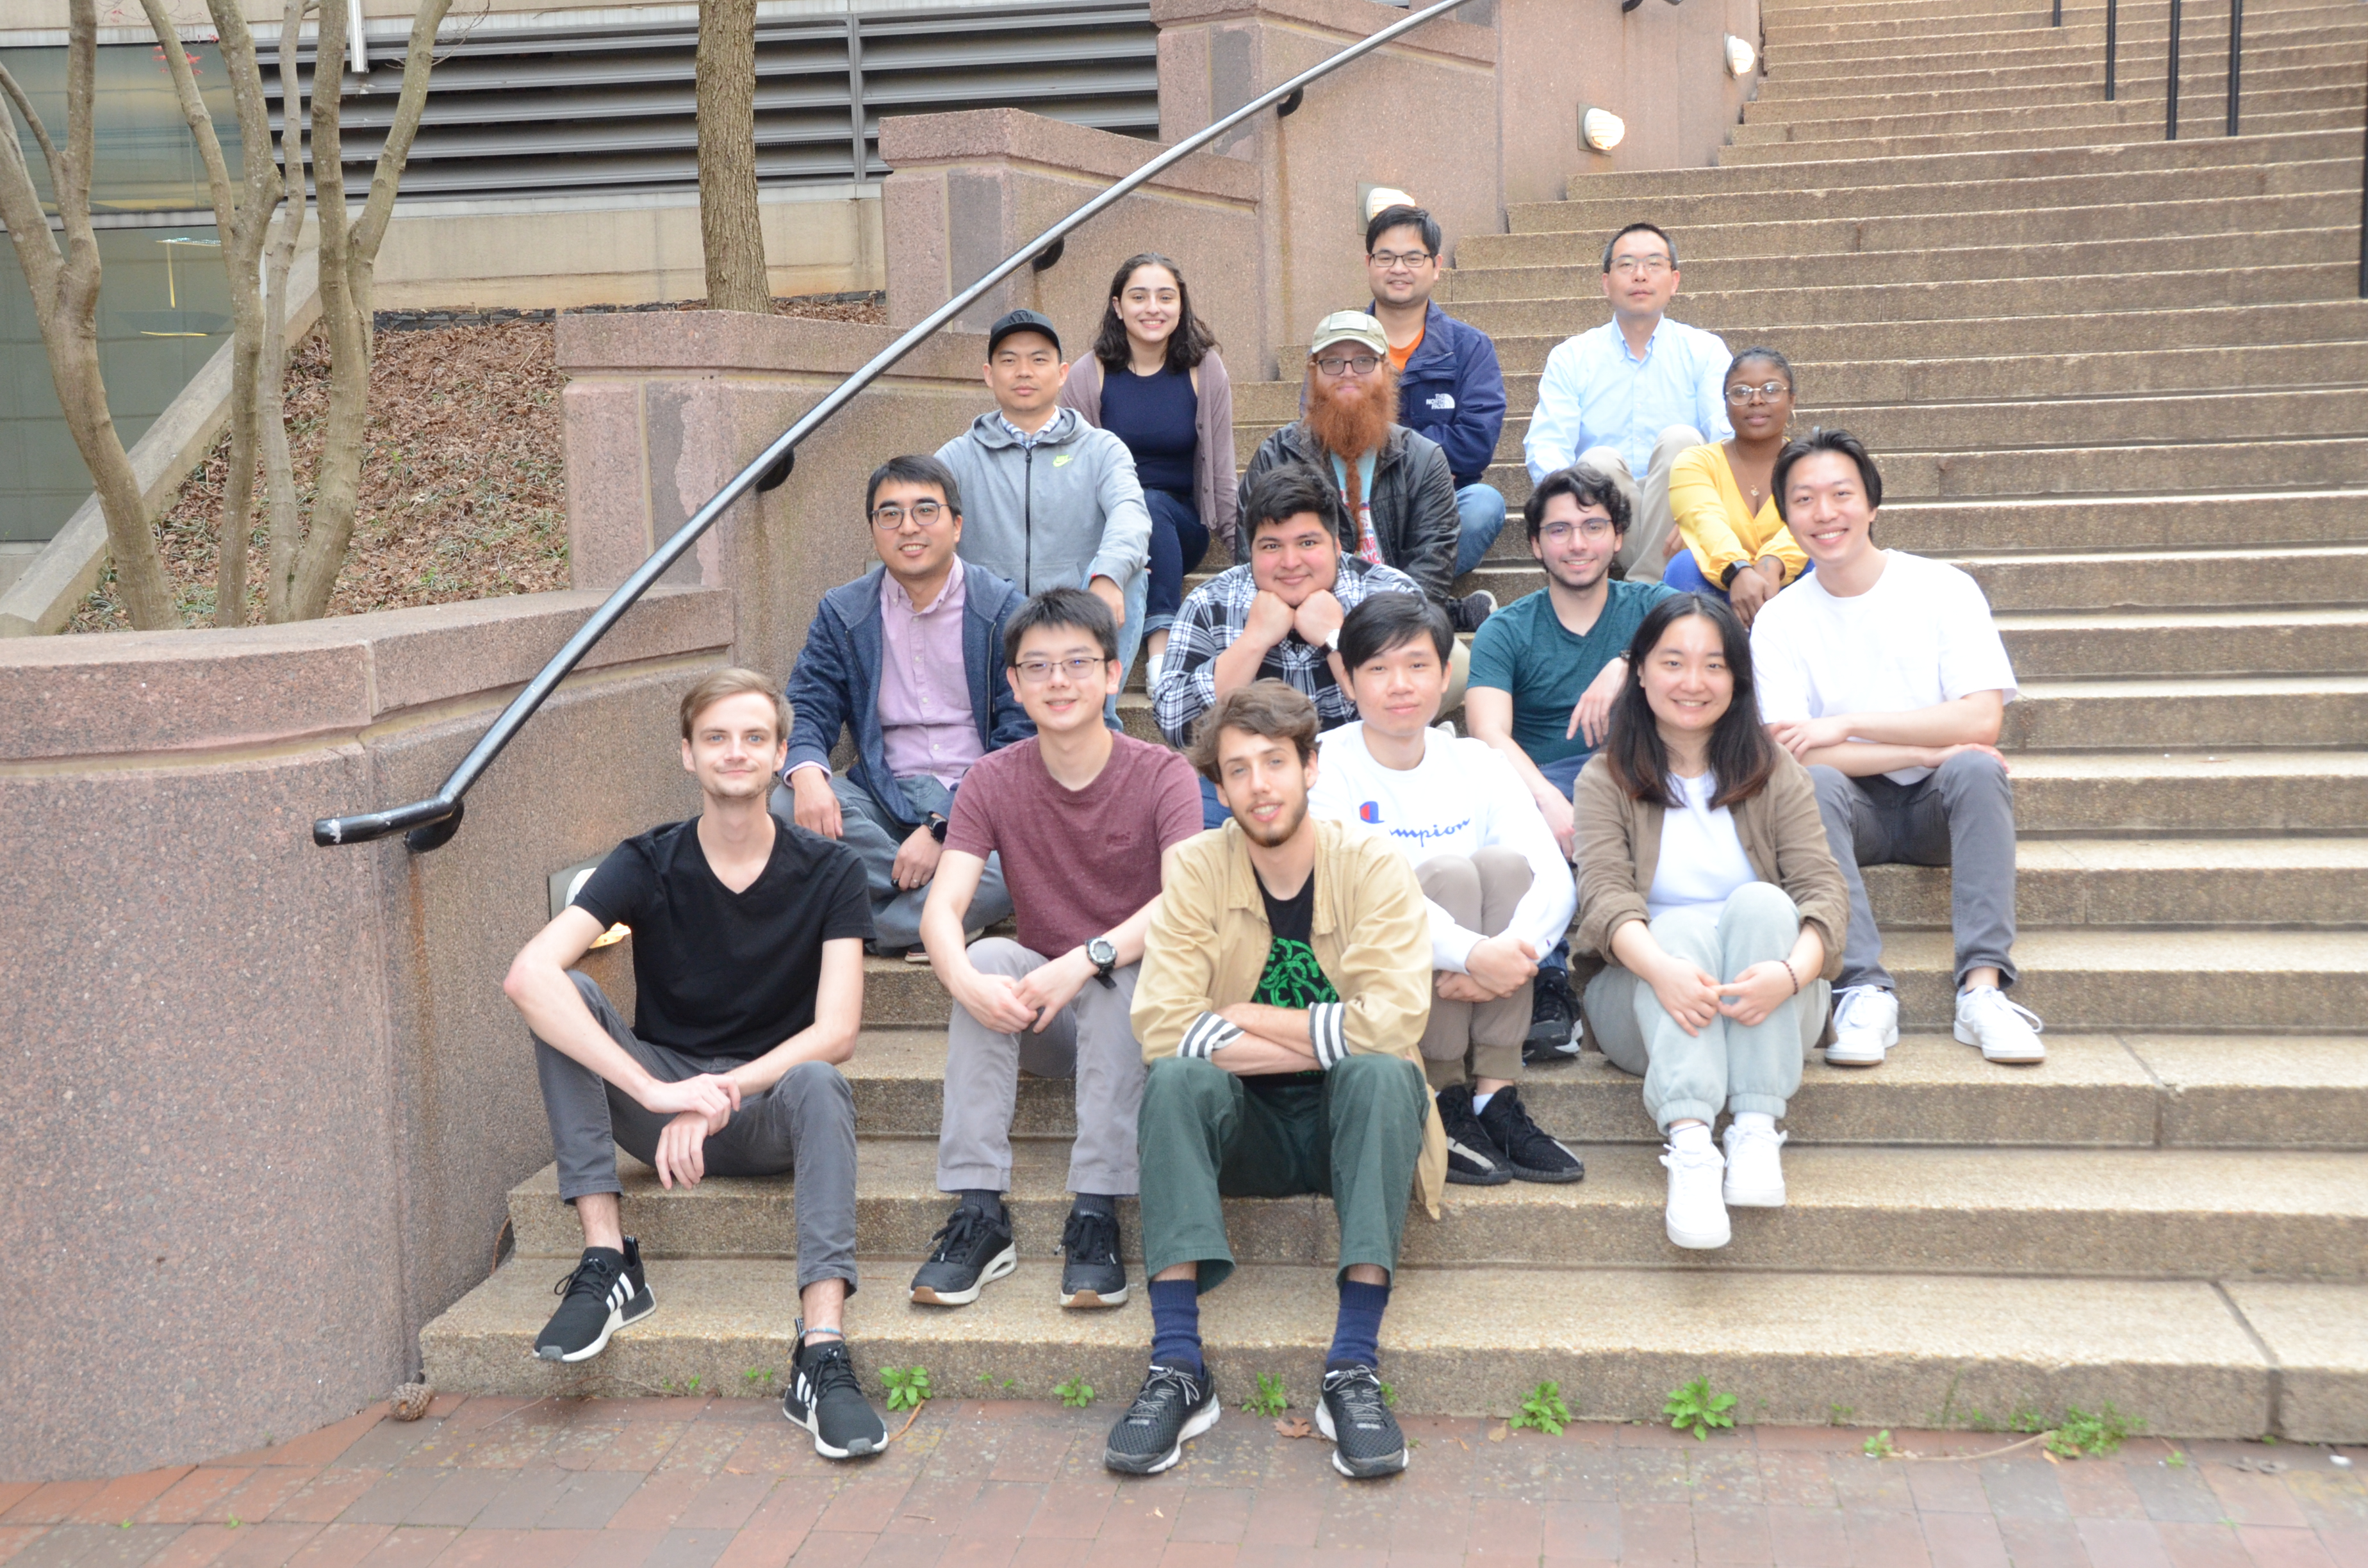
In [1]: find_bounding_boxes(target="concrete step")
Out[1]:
[1880,491,2368,554]
[1761,12,2368,70]
[1764,0,2314,24]
[1770,0,2340,46]
[418,1257,2360,1439]
[1753,41,2360,98]
[1748,55,2356,117]
[1998,747,2368,833]
[1732,83,2364,140]
[500,1139,2368,1284]
[1723,107,2364,163]
[1868,835,2368,925]
[2014,673,2368,749]
[1992,607,2368,676]
[666,1029,2368,1153]
[1954,546,2368,613]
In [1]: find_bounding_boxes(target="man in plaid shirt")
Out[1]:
[1152,464,1427,828]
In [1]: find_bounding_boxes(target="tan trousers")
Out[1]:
[1579,425,1703,585]
[1415,848,1534,1089]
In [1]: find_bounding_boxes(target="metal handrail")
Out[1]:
[2166,0,2182,137]
[315,0,1486,851]
[2104,0,2244,135]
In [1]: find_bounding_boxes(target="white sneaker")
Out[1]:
[1721,1122,1787,1208]
[1660,1141,1731,1249]
[1955,985,2045,1064]
[1825,985,1898,1068]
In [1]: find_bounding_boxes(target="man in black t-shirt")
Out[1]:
[502,668,887,1460]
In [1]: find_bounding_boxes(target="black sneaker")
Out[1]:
[1317,1365,1408,1478]
[1435,1083,1513,1186]
[533,1238,655,1362]
[1058,1205,1128,1308]
[909,1200,1017,1306]
[1453,589,1497,633]
[1477,1084,1585,1183]
[1523,968,1583,1064]
[780,1326,887,1459]
[1103,1362,1219,1474]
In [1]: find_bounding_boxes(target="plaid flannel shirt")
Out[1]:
[1150,557,1424,746]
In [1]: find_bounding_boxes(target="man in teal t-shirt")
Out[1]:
[1462,464,1675,1054]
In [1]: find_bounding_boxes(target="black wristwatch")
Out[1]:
[1086,936,1119,987]
[926,815,949,843]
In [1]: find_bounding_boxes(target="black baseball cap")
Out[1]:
[987,308,1061,357]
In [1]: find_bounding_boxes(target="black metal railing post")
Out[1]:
[2224,0,2241,135]
[2051,0,2060,26]
[2105,0,2117,98]
[2358,57,2367,298]
[312,0,1494,851]
[2165,0,2182,138]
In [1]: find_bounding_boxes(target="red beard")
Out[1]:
[1303,367,1400,516]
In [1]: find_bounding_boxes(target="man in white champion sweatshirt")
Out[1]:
[1310,592,1584,1185]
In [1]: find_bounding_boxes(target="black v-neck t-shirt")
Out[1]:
[573,813,873,1060]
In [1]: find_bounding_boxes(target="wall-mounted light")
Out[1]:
[1361,184,1418,225]
[1724,34,1757,76]
[550,859,630,949]
[1579,107,1626,152]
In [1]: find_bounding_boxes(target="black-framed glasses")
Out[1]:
[869,500,946,530]
[1013,655,1108,683]
[1369,249,1433,270]
[1314,353,1383,376]
[1725,381,1792,405]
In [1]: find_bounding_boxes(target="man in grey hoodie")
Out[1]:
[937,309,1154,722]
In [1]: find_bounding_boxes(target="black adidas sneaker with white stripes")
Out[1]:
[780,1325,888,1459]
[534,1237,655,1362]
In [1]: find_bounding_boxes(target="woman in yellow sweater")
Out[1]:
[1663,347,1810,627]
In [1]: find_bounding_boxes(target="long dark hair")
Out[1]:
[1602,594,1777,810]
[1092,252,1219,374]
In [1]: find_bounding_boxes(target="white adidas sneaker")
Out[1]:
[1824,984,1898,1068]
[1955,985,2046,1064]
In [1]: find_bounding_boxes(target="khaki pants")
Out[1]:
[1579,425,1703,585]
[1415,849,1534,1090]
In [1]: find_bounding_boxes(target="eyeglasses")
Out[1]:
[1369,250,1433,270]
[1725,381,1791,405]
[869,500,946,530]
[1014,655,1108,683]
[1313,353,1383,376]
[1607,255,1673,278]
[1540,518,1615,544]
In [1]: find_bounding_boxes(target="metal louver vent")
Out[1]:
[261,0,1156,202]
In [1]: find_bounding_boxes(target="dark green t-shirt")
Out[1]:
[1466,578,1677,767]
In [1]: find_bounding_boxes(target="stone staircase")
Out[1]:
[422,0,2368,1440]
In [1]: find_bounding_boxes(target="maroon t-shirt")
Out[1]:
[944,735,1205,959]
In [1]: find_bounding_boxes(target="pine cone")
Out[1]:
[389,1382,433,1422]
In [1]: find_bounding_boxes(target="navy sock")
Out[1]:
[1147,1278,1203,1374]
[958,1188,1003,1215]
[1328,1279,1390,1371]
[1073,1193,1117,1218]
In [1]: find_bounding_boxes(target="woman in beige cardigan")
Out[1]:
[1572,594,1848,1250]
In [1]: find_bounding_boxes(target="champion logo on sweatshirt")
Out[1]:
[1359,802,1381,824]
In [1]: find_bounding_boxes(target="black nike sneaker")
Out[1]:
[1435,1083,1513,1186]
[1317,1364,1408,1478]
[1523,968,1583,1064]
[1478,1083,1585,1183]
[909,1199,1017,1306]
[1103,1362,1219,1474]
[780,1325,887,1460]
[1058,1205,1128,1308]
[534,1238,655,1362]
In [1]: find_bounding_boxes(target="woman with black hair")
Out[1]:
[1572,594,1848,1250]
[1662,347,1810,628]
[1060,253,1238,685]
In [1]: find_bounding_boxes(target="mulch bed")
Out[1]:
[66,292,889,632]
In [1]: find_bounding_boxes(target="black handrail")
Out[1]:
[2224,0,2241,134]
[2105,0,2118,99]
[314,0,1488,852]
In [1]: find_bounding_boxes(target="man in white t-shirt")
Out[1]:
[1311,592,1583,1183]
[1748,430,2044,1068]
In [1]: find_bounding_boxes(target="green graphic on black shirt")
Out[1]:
[1253,937,1339,1009]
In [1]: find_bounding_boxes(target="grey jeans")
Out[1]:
[1415,849,1535,1089]
[938,938,1147,1196]
[1584,882,1829,1131]
[532,970,860,1294]
[769,772,1012,952]
[1807,749,2018,992]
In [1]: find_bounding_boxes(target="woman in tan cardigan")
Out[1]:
[1572,594,1848,1251]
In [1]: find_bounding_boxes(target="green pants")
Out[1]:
[1137,1052,1429,1293]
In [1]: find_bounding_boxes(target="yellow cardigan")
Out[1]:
[1668,442,1809,586]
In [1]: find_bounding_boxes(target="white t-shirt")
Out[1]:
[1647,771,1759,920]
[1310,722,1577,973]
[1750,549,2019,785]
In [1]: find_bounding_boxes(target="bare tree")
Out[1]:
[696,0,769,314]
[256,0,308,625]
[0,0,179,628]
[140,0,283,628]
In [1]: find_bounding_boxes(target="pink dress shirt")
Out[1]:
[876,557,983,788]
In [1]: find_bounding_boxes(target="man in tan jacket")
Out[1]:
[1103,682,1443,1484]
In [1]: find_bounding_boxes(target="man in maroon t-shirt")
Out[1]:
[912,587,1205,1311]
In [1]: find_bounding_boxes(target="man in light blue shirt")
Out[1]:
[1521,222,1732,582]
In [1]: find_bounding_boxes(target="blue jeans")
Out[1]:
[1454,482,1508,578]
[1108,568,1149,730]
[1535,749,1593,974]
[1663,550,1814,600]
[1144,489,1210,637]
[1197,774,1229,831]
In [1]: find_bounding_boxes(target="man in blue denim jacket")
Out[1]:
[1363,204,1509,591]
[775,454,1035,956]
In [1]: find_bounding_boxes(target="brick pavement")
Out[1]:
[4,1395,2362,1567]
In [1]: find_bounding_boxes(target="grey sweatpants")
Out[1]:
[937,938,1147,1196]
[1415,849,1535,1089]
[769,772,1013,952]
[1584,881,1830,1131]
[532,970,860,1294]
[1808,749,2018,992]
[1579,425,1702,585]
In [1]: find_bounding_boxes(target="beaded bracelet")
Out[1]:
[1779,959,1800,995]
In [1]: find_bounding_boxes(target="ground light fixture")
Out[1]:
[1579,106,1627,152]
[1725,33,1757,75]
